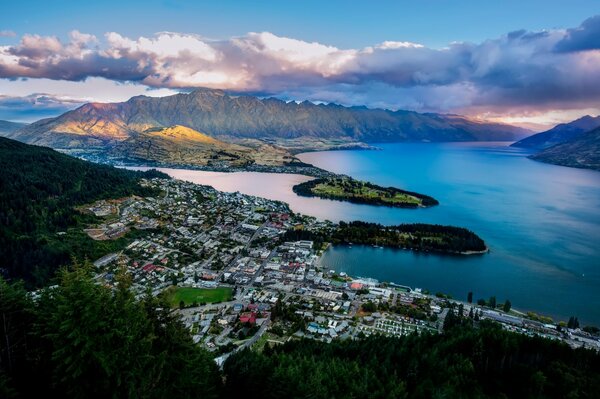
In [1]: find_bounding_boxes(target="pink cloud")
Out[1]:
[0,16,598,121]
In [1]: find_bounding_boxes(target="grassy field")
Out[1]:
[164,286,233,307]
[293,177,439,208]
[311,180,422,206]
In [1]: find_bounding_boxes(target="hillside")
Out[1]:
[530,127,600,171]
[9,88,529,151]
[0,119,26,135]
[110,125,299,167]
[4,271,599,399]
[512,115,600,149]
[0,136,167,286]
[224,322,600,398]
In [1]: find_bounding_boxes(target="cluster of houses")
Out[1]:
[89,177,599,356]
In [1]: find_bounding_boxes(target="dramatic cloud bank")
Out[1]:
[1,16,599,124]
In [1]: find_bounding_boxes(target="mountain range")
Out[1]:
[7,88,529,149]
[509,115,600,171]
[511,115,600,149]
[0,119,26,135]
[530,126,600,170]
[4,89,599,171]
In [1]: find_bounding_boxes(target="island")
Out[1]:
[292,176,439,208]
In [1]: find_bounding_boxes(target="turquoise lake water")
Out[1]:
[299,142,600,325]
[144,142,600,325]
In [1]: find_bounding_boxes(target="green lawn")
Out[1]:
[164,286,233,307]
[312,180,422,206]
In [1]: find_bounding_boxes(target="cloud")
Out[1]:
[554,15,600,52]
[0,16,599,120]
[0,30,16,38]
[0,93,85,122]
[0,77,179,122]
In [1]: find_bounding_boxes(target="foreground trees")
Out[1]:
[0,262,221,398]
[224,322,600,399]
[2,262,600,398]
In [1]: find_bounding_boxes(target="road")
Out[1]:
[214,317,270,368]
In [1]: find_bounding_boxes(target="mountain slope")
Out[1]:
[0,119,27,135]
[11,88,529,149]
[0,136,167,286]
[110,125,298,167]
[512,115,600,149]
[530,127,600,170]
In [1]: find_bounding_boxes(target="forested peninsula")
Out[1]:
[283,221,488,255]
[292,176,439,208]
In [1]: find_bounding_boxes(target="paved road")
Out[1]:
[214,317,270,368]
[240,318,270,350]
[438,308,449,332]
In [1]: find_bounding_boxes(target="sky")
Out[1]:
[1,0,599,129]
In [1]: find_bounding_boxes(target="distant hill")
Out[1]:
[0,136,167,286]
[110,125,298,167]
[0,119,27,135]
[512,115,600,149]
[9,88,529,151]
[531,127,600,171]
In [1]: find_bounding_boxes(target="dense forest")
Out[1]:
[293,177,439,208]
[282,221,487,254]
[223,320,600,399]
[333,221,487,253]
[0,262,222,398]
[0,137,167,287]
[2,264,599,398]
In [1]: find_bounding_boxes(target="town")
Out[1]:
[85,177,600,362]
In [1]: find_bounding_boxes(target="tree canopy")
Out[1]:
[0,261,221,398]
[224,321,600,399]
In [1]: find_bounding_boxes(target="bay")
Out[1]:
[135,142,600,325]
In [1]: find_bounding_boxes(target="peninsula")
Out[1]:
[283,220,487,255]
[292,176,439,208]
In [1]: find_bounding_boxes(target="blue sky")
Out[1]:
[0,1,599,127]
[2,0,597,48]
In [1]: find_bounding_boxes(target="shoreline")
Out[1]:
[328,242,489,256]
[126,166,489,258]
[120,162,595,325]
[92,143,600,326]
[293,189,439,209]
[291,176,439,209]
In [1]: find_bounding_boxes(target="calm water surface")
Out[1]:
[139,142,600,324]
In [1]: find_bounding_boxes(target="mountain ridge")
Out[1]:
[511,115,600,149]
[0,119,27,135]
[8,88,530,149]
[530,126,600,171]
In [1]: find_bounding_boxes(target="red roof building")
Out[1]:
[239,312,257,324]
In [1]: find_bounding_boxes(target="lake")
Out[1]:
[138,142,600,325]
